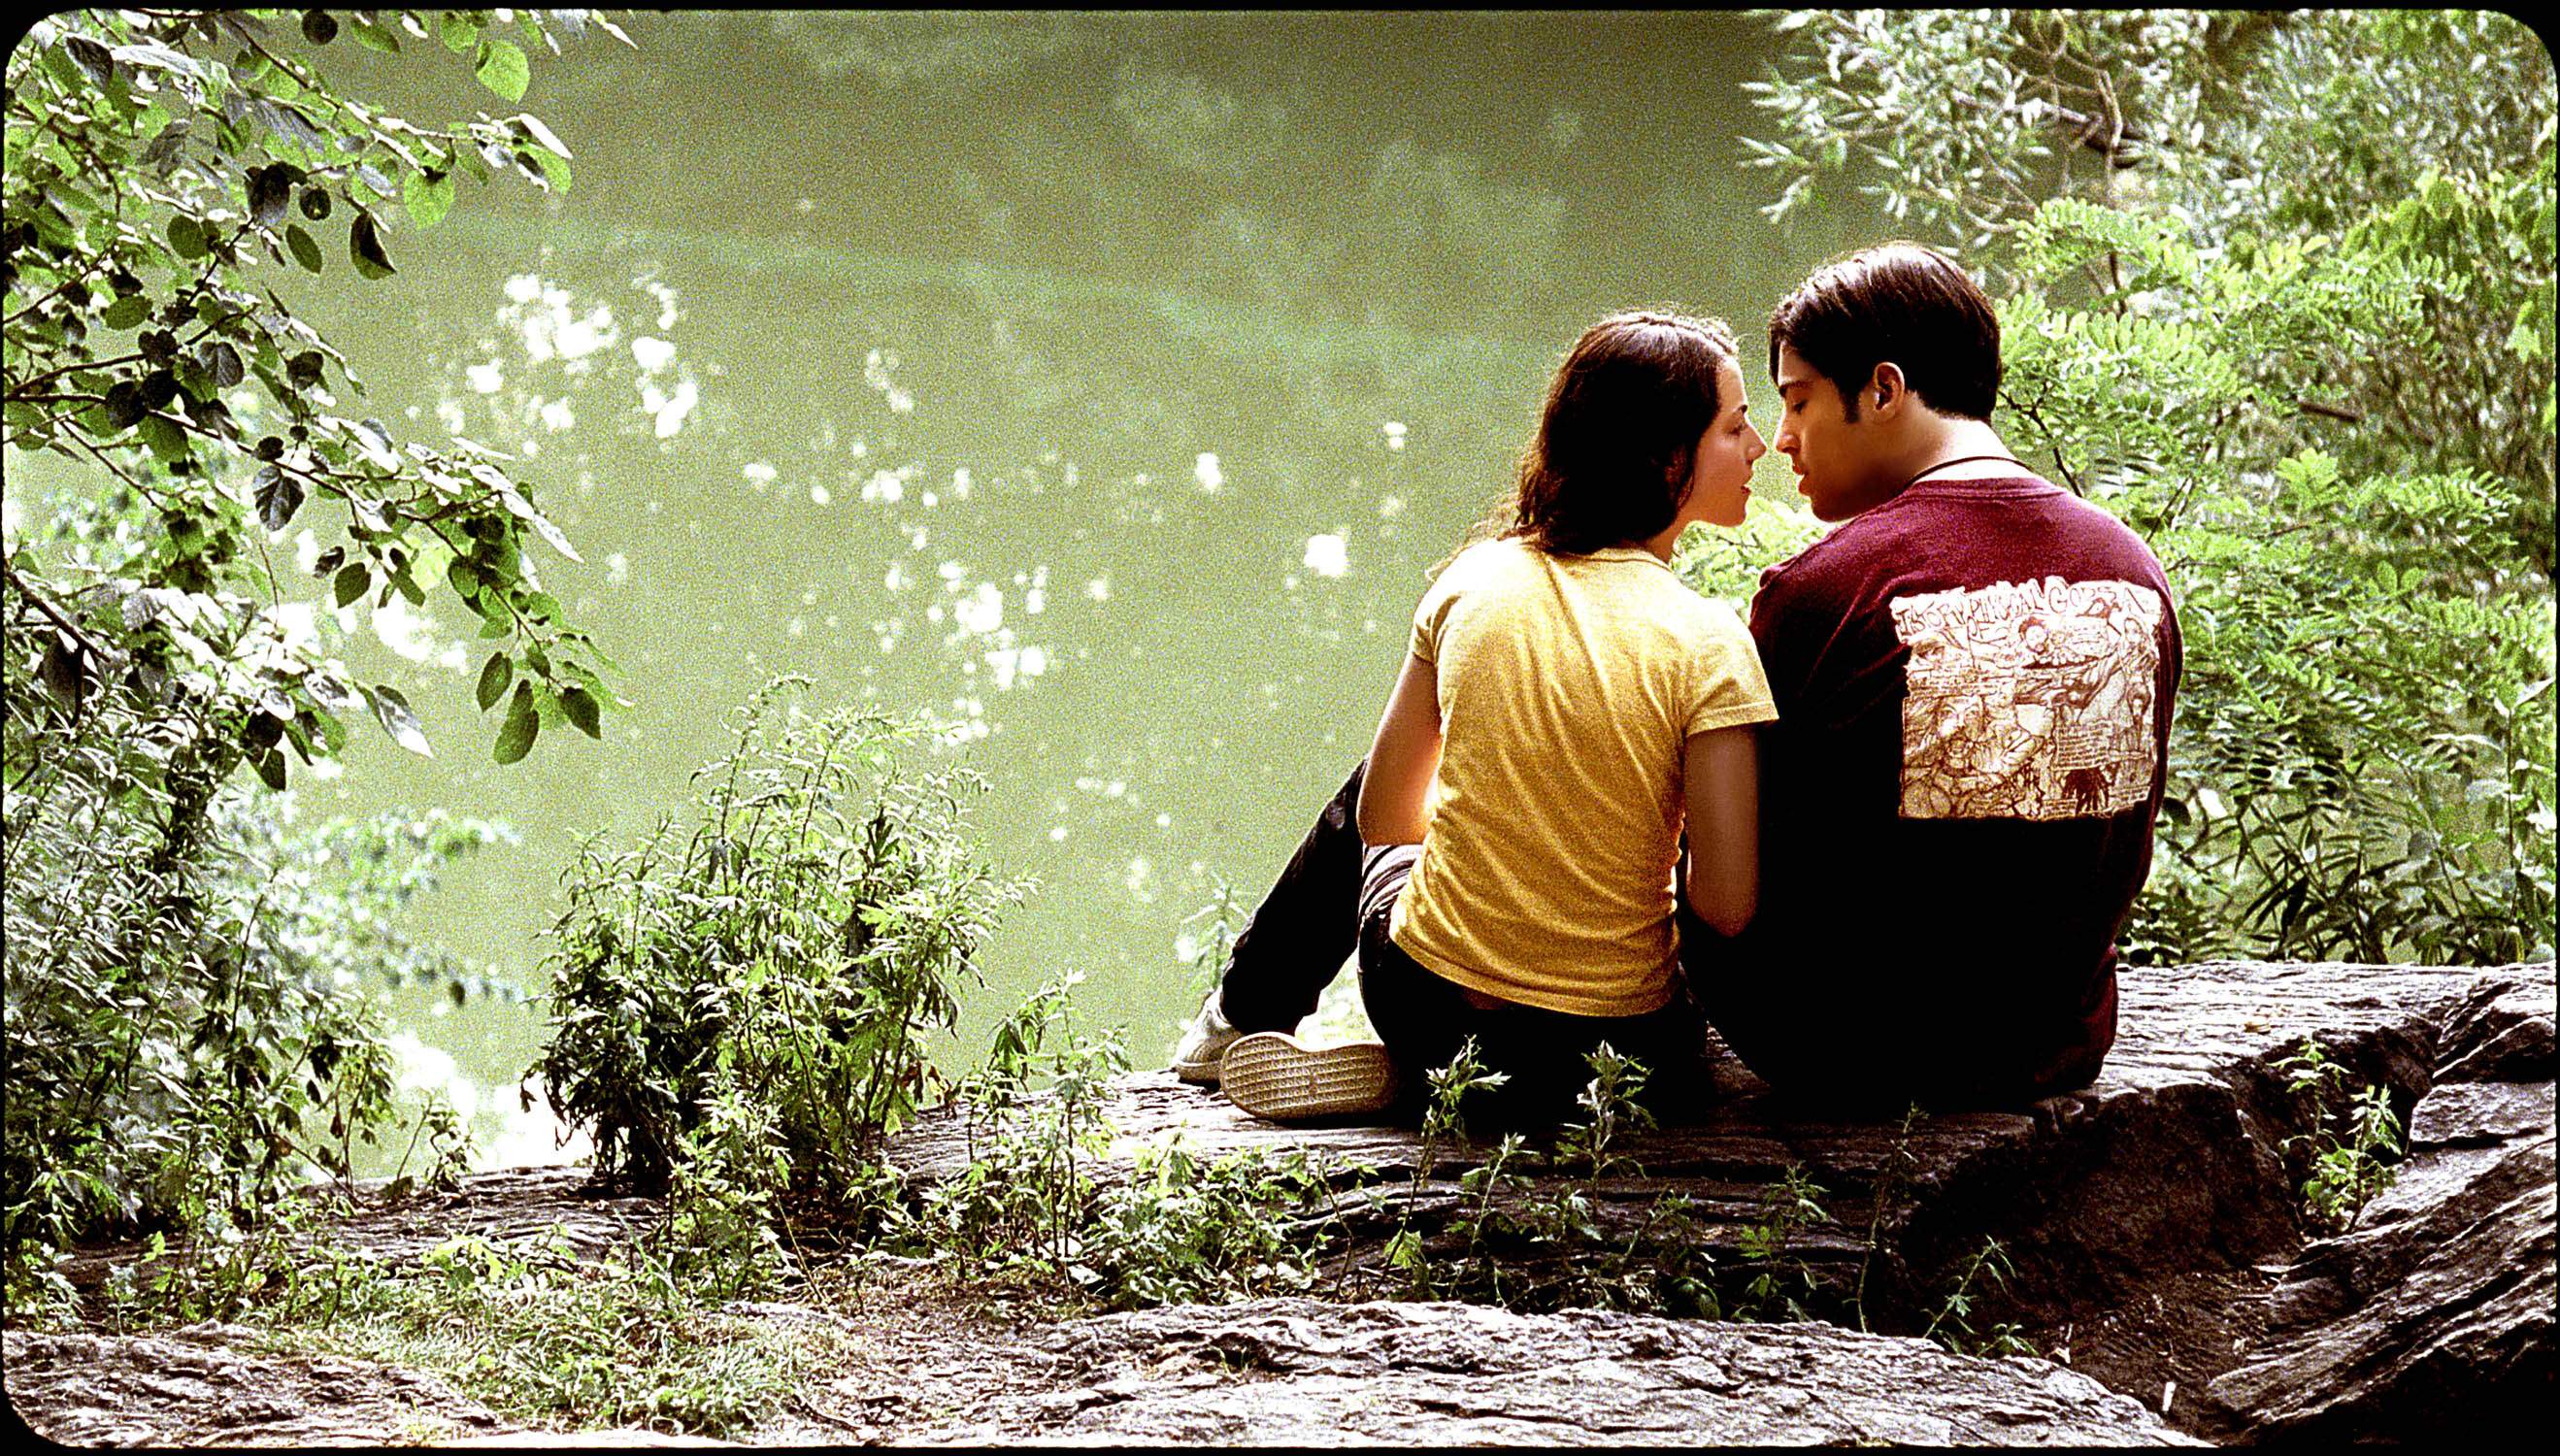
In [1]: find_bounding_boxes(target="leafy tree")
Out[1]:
[6,9,630,782]
[4,9,629,1285]
[1741,11,2555,964]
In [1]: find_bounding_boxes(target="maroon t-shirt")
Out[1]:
[1721,473,2181,1105]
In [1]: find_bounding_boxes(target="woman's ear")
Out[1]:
[1664,441,1694,493]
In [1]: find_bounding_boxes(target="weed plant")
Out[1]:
[531,677,1030,1194]
[1383,1040,1800,1318]
[1922,1237,2036,1357]
[902,975,1335,1310]
[2274,1037,2406,1231]
[247,1227,826,1439]
[3,743,509,1308]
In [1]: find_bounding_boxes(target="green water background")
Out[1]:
[14,12,1887,1170]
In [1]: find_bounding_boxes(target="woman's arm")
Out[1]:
[1682,723,1759,937]
[1355,651,1444,845]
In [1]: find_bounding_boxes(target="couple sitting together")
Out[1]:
[1174,242,2184,1131]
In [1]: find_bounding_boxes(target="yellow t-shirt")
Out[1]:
[1388,537,1778,1017]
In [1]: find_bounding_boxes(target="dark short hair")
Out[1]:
[1767,243,2000,421]
[1506,310,1737,556]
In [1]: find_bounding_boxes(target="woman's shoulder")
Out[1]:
[1653,583,1753,645]
[1456,534,1537,569]
[1431,535,1537,590]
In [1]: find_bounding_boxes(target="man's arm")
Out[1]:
[1355,651,1443,845]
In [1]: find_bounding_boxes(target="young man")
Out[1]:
[1684,241,2183,1111]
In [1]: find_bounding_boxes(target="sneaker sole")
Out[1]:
[1220,1033,1397,1121]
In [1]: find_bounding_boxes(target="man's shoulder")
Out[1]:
[1769,481,2164,583]
[1754,505,1893,606]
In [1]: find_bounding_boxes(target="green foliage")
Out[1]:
[1081,1140,1336,1307]
[4,3,626,1317]
[1670,489,1823,605]
[1174,871,1247,1000]
[656,1077,793,1303]
[1742,11,2231,248]
[908,974,1128,1290]
[1852,1103,1925,1333]
[531,677,1032,1193]
[1383,1041,1760,1318]
[5,10,631,788]
[3,775,503,1287]
[1921,1237,2033,1358]
[2274,1038,2404,1232]
[1728,1163,1832,1323]
[901,975,1335,1310]
[259,1227,827,1439]
[1745,11,2557,966]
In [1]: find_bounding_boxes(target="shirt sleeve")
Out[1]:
[1685,601,1780,737]
[1408,552,1470,663]
[1746,556,1814,719]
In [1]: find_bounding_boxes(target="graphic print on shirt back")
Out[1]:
[1889,577,2165,819]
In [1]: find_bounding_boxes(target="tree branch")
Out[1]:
[1949,90,2150,166]
[1,556,121,667]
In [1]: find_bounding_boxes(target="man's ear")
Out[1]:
[1867,361,1910,417]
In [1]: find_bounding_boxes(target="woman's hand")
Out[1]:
[1355,652,1443,844]
[1683,723,1759,937]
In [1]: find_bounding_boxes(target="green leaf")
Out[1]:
[475,39,530,103]
[102,294,151,330]
[139,413,186,461]
[441,12,480,54]
[167,214,209,259]
[333,562,370,607]
[561,684,602,739]
[248,163,293,226]
[364,683,435,758]
[494,682,539,763]
[349,212,395,279]
[100,381,147,432]
[253,464,304,531]
[286,222,324,273]
[510,113,573,160]
[253,747,288,791]
[404,167,455,229]
[523,145,570,194]
[477,651,514,711]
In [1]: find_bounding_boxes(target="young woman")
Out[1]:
[1174,311,1775,1130]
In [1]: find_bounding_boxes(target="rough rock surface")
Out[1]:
[892,961,2551,1313]
[1,1292,2197,1448]
[2200,976,2555,1442]
[55,1166,661,1296]
[904,1297,2202,1446]
[890,955,2556,1439]
[3,1322,514,1446]
[12,958,2549,1446]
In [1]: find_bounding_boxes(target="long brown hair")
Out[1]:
[1448,310,1737,568]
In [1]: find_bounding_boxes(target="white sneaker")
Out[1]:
[1170,989,1243,1084]
[1219,1032,1398,1122]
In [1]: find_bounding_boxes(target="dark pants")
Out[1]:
[1673,903,2117,1115]
[1217,761,1707,1131]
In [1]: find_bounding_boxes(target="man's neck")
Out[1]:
[1882,418,2019,486]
